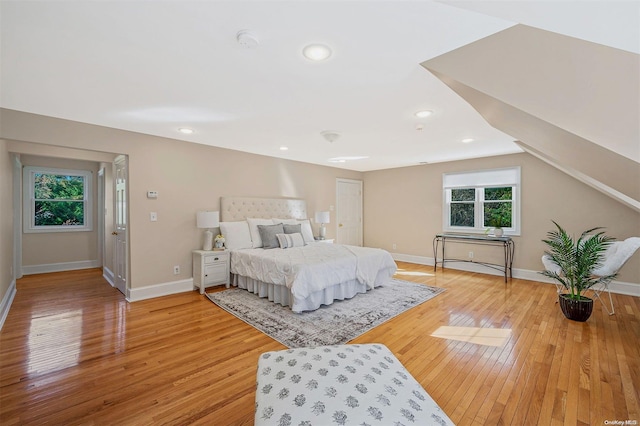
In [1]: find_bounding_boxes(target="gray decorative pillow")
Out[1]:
[257,223,285,249]
[283,223,302,235]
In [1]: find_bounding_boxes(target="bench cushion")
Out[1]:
[255,343,453,425]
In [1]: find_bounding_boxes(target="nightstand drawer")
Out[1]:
[204,263,227,284]
[204,254,226,264]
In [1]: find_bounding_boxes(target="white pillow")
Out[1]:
[219,221,253,250]
[247,218,276,248]
[276,233,305,249]
[272,218,298,225]
[297,219,315,244]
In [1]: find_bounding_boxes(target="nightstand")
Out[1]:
[312,238,334,244]
[193,250,230,294]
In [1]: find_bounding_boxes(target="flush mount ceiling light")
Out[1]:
[415,110,433,118]
[279,146,289,151]
[303,44,332,61]
[178,127,194,134]
[462,138,475,143]
[237,30,259,49]
[321,130,340,143]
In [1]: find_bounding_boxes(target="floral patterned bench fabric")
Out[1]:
[255,344,454,425]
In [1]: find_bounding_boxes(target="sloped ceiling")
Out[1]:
[422,24,640,212]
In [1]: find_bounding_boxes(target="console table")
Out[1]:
[433,233,514,282]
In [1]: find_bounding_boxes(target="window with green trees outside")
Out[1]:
[24,166,92,232]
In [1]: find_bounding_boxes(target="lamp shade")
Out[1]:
[196,211,219,229]
[315,211,330,224]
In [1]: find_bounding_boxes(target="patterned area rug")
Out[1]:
[206,279,445,348]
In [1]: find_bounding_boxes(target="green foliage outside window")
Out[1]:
[449,186,514,229]
[451,188,475,227]
[34,173,85,226]
[483,187,512,228]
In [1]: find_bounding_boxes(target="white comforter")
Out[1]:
[230,243,397,300]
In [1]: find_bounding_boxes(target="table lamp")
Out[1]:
[197,211,219,250]
[314,211,330,240]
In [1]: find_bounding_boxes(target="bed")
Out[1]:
[219,197,397,313]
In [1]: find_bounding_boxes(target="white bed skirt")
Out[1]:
[232,274,371,313]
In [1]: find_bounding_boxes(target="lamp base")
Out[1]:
[203,229,213,251]
[318,224,326,240]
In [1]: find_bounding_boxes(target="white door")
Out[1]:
[113,155,128,295]
[336,179,363,246]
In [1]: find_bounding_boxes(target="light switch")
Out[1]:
[147,191,158,199]
[150,212,157,222]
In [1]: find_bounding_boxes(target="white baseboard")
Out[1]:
[392,253,433,266]
[127,278,195,302]
[0,280,17,331]
[102,266,115,287]
[391,252,640,297]
[22,260,100,275]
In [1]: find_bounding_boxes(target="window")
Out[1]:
[23,166,92,233]
[443,167,520,235]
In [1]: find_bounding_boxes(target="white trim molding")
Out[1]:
[391,253,640,297]
[127,278,195,302]
[0,280,17,331]
[102,266,115,287]
[22,260,100,275]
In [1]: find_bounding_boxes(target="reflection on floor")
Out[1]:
[430,326,511,347]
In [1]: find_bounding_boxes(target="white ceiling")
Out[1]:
[1,1,638,172]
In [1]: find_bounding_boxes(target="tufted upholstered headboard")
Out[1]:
[220,197,307,222]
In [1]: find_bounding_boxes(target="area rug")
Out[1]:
[206,279,445,348]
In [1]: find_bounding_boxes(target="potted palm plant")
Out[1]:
[540,221,617,321]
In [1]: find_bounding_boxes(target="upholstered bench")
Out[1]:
[255,343,454,425]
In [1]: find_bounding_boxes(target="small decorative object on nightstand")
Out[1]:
[193,249,230,294]
[214,234,225,250]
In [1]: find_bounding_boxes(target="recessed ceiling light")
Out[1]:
[303,44,332,61]
[279,146,289,151]
[462,138,474,143]
[415,110,433,118]
[178,128,194,134]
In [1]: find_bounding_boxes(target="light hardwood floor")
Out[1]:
[1,263,638,425]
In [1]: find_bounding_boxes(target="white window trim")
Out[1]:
[442,166,521,236]
[23,166,93,233]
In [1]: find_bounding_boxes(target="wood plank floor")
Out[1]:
[1,263,638,425]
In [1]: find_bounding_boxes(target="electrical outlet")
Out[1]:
[468,251,474,259]
[173,265,180,275]
[392,243,397,250]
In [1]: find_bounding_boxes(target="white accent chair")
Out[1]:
[542,237,640,315]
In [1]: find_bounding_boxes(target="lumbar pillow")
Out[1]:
[257,223,285,249]
[276,232,305,249]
